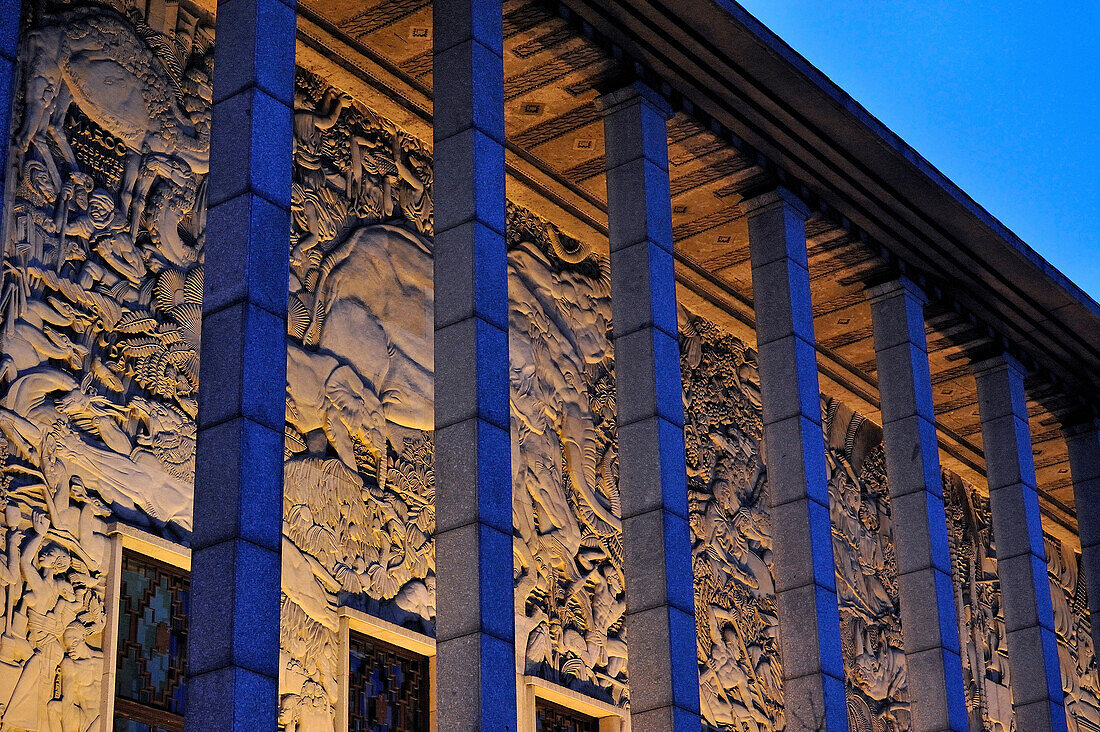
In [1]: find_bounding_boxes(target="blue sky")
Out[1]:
[735,0,1100,302]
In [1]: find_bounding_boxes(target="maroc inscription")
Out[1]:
[0,1,212,728]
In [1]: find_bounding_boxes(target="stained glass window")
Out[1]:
[348,633,430,731]
[114,552,189,732]
[535,700,599,732]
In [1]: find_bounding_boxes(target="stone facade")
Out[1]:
[0,1,1096,731]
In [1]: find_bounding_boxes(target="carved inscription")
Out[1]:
[0,0,212,728]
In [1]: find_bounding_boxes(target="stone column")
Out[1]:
[867,278,967,732]
[1,1,20,207]
[973,353,1067,732]
[185,0,296,729]
[744,188,847,732]
[596,82,700,732]
[1063,418,1100,657]
[432,1,516,729]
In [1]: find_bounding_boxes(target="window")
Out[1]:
[536,699,599,732]
[114,552,189,732]
[347,632,430,731]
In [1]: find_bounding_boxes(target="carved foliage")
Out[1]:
[0,1,211,728]
[681,312,912,732]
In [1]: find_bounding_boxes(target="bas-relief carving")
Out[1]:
[822,406,910,732]
[679,313,781,731]
[944,471,1014,731]
[280,71,625,727]
[507,205,625,705]
[0,0,212,728]
[680,312,911,732]
[1,7,1091,729]
[281,71,436,731]
[1046,537,1100,732]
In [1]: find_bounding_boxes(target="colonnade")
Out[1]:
[1,1,1095,732]
[180,2,1091,731]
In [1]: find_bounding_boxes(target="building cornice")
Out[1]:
[553,0,1100,409]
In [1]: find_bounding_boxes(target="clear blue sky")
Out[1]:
[735,0,1100,303]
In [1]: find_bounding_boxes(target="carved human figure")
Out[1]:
[698,606,772,732]
[1,512,77,730]
[0,504,22,638]
[293,88,350,190]
[852,624,909,729]
[392,132,432,234]
[57,188,146,290]
[279,679,335,732]
[46,621,102,732]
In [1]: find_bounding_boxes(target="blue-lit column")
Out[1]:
[185,0,296,729]
[744,188,848,732]
[597,82,701,732]
[0,1,20,208]
[431,0,517,729]
[868,277,967,732]
[1064,418,1100,671]
[973,353,1067,732]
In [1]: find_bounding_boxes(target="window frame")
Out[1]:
[102,523,192,732]
[521,675,625,732]
[337,605,437,731]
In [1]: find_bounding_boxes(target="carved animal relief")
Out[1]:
[0,6,1096,731]
[282,71,624,727]
[0,0,212,728]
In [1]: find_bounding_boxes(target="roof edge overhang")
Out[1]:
[557,0,1100,403]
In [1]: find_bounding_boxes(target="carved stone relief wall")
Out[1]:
[281,70,624,727]
[507,204,624,706]
[943,471,1015,731]
[823,404,909,732]
[680,311,911,732]
[1,7,1097,731]
[1046,537,1100,732]
[280,69,437,731]
[680,313,781,731]
[0,0,211,728]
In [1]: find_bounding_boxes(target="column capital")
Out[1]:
[970,349,1025,379]
[594,80,673,119]
[865,273,927,305]
[738,185,810,219]
[1062,413,1100,438]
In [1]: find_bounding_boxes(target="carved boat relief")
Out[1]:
[0,0,211,728]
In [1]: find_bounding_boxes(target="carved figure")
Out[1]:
[47,621,102,732]
[16,7,210,227]
[0,6,211,724]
